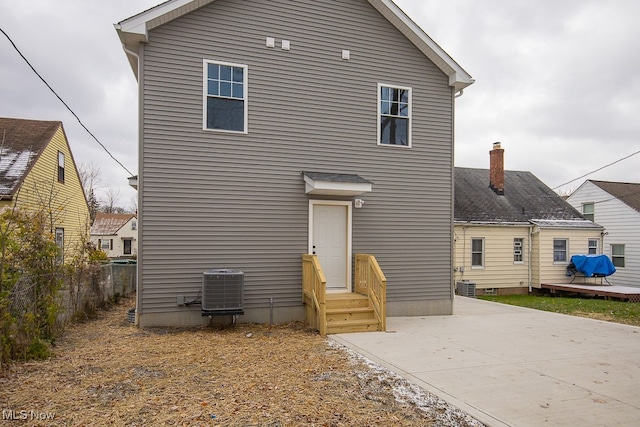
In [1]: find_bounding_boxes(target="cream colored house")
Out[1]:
[454,144,603,295]
[90,213,138,258]
[0,117,90,262]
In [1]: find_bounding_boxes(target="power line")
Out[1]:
[552,149,640,190]
[0,27,134,177]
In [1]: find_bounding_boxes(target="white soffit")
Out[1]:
[116,0,473,91]
[303,172,373,197]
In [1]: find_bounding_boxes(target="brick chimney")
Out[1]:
[489,142,504,195]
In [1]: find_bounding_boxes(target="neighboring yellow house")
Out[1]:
[0,117,90,262]
[454,143,603,295]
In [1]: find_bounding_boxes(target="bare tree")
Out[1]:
[101,186,122,214]
[78,161,101,198]
[78,162,102,222]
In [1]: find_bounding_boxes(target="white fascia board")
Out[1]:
[116,0,195,36]
[128,175,138,190]
[368,0,474,91]
[304,176,372,197]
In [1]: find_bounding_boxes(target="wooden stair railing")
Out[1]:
[302,254,327,336]
[355,254,387,332]
[303,254,387,335]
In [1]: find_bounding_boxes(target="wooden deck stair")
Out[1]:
[325,293,379,334]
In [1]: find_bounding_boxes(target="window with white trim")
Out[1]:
[513,238,524,263]
[55,228,64,262]
[553,239,568,263]
[588,239,599,255]
[204,61,247,132]
[378,84,411,146]
[471,238,484,268]
[100,239,113,251]
[582,202,595,222]
[611,244,625,268]
[57,151,65,183]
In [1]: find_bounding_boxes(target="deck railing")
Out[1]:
[302,254,327,336]
[355,254,387,331]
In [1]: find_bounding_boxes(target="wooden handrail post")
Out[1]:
[354,253,387,332]
[302,254,327,335]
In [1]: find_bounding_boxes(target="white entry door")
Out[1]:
[311,202,351,290]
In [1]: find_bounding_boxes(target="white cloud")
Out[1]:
[1,0,638,203]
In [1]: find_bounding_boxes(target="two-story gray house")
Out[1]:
[116,0,473,328]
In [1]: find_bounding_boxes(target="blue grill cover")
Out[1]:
[570,255,616,277]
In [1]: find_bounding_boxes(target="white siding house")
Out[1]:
[567,180,640,287]
[90,213,138,259]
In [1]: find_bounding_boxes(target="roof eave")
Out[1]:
[116,0,474,91]
[368,0,474,91]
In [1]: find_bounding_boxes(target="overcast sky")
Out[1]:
[1,0,638,209]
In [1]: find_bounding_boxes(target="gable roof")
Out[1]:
[90,213,137,235]
[0,117,61,198]
[114,0,473,92]
[455,167,595,225]
[588,180,640,214]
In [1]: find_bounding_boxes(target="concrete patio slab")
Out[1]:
[331,296,640,427]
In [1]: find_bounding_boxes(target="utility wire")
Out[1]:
[552,149,640,190]
[0,27,135,177]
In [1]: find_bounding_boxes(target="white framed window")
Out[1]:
[123,239,132,255]
[378,84,411,147]
[55,228,64,262]
[582,202,595,222]
[611,244,625,268]
[471,238,484,268]
[57,151,65,183]
[131,220,137,230]
[203,60,247,133]
[553,239,568,263]
[100,239,113,251]
[513,238,524,263]
[588,239,599,255]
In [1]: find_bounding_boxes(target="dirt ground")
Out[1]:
[0,297,483,426]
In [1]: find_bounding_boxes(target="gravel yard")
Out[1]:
[0,297,483,426]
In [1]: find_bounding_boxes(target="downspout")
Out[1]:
[462,225,467,278]
[528,224,533,293]
[454,89,464,98]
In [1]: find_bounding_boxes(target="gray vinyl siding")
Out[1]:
[139,0,454,315]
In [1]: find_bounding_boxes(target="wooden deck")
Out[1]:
[541,283,640,302]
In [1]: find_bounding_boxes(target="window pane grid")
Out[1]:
[612,244,625,267]
[379,85,410,146]
[471,238,484,267]
[207,64,244,100]
[513,238,524,262]
[205,61,246,131]
[553,239,568,262]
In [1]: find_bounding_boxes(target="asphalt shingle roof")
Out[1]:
[90,213,136,235]
[455,167,587,223]
[0,117,61,197]
[589,180,640,213]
